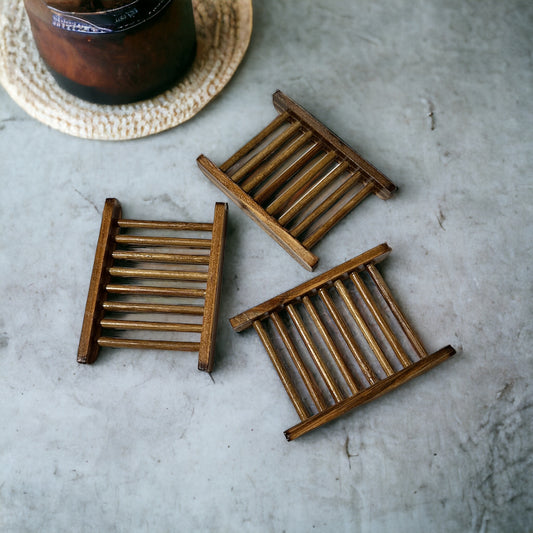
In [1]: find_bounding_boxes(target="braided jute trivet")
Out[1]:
[0,0,252,140]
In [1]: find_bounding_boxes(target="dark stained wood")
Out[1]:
[97,338,201,352]
[197,155,319,271]
[284,345,456,441]
[198,203,228,372]
[114,235,211,248]
[111,251,210,264]
[272,90,396,200]
[107,267,209,282]
[253,320,310,421]
[230,244,456,440]
[270,311,328,411]
[197,91,397,271]
[118,219,213,231]
[77,199,228,371]
[106,284,206,298]
[77,198,122,364]
[230,243,391,331]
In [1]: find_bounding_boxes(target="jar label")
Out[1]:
[48,0,172,34]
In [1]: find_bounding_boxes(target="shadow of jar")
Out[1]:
[23,0,197,104]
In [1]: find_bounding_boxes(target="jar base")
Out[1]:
[46,42,196,105]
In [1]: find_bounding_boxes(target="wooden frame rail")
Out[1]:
[78,198,228,372]
[198,91,397,271]
[230,243,455,440]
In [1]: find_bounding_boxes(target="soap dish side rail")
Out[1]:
[230,243,456,440]
[77,198,228,372]
[197,90,397,271]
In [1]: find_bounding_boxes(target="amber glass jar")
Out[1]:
[24,0,196,104]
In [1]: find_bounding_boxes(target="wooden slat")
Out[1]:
[102,302,204,315]
[108,267,208,282]
[318,288,377,385]
[114,235,211,248]
[229,121,302,183]
[290,173,366,239]
[272,90,397,199]
[266,151,338,216]
[302,296,359,395]
[284,346,456,441]
[112,251,210,264]
[350,272,411,367]
[106,284,206,298]
[240,130,314,193]
[271,312,327,411]
[198,203,228,372]
[78,198,122,364]
[334,280,394,376]
[97,337,201,352]
[118,219,213,231]
[100,319,203,333]
[302,181,375,249]
[366,264,428,359]
[229,243,391,331]
[286,303,344,403]
[197,155,319,271]
[253,144,323,204]
[277,162,351,226]
[253,320,310,421]
[220,112,290,172]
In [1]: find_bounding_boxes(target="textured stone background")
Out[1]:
[0,0,531,531]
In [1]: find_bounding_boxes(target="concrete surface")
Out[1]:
[0,0,532,532]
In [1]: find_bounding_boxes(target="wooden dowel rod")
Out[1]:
[100,319,203,333]
[334,280,394,377]
[266,151,337,216]
[286,303,344,403]
[302,181,375,249]
[240,131,314,193]
[114,235,211,248]
[220,112,290,172]
[350,272,411,367]
[112,251,210,264]
[108,267,208,282]
[284,345,456,440]
[229,121,302,183]
[271,312,328,411]
[118,219,213,231]
[253,320,310,421]
[278,162,351,226]
[253,144,323,205]
[97,337,201,352]
[366,264,428,359]
[102,302,204,315]
[290,172,363,239]
[198,203,228,372]
[318,288,377,385]
[106,284,206,298]
[302,296,359,395]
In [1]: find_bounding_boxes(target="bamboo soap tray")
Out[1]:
[197,91,396,271]
[230,243,455,440]
[78,199,228,372]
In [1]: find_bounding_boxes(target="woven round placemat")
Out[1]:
[0,0,252,140]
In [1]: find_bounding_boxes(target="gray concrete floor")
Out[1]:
[1,1,532,532]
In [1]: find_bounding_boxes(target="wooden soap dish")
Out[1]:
[197,90,396,271]
[230,243,455,440]
[78,199,228,372]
